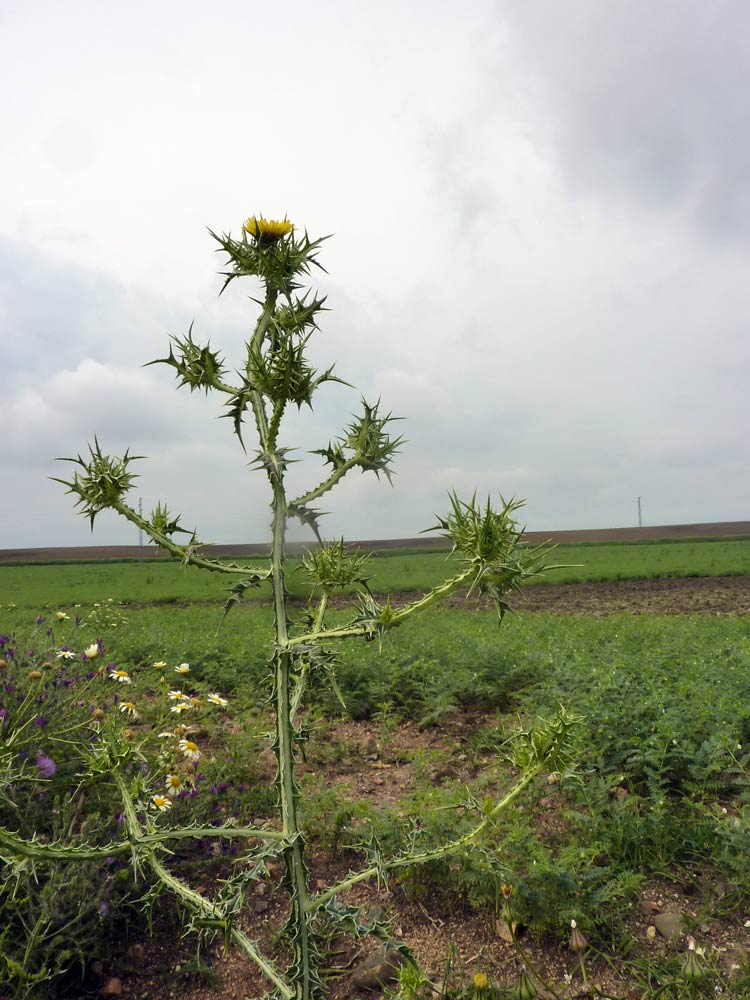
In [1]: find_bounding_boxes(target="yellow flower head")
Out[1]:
[473,972,489,991]
[119,701,139,719]
[175,663,190,675]
[56,611,69,622]
[243,216,294,241]
[207,692,228,707]
[153,661,167,670]
[109,669,131,684]
[151,795,172,812]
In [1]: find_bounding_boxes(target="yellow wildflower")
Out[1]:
[151,795,172,812]
[243,216,294,241]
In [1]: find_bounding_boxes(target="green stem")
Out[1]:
[307,766,539,912]
[270,468,316,999]
[286,569,475,649]
[247,289,277,449]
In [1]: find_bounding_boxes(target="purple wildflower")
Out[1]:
[0,635,8,648]
[34,716,49,728]
[36,616,45,625]
[35,753,57,778]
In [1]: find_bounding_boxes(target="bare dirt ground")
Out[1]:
[508,574,750,617]
[86,575,750,1000]
[2,521,750,563]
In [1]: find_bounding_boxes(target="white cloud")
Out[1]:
[1,0,748,548]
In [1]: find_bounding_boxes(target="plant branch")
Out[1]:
[307,766,540,912]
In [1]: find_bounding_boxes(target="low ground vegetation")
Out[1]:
[2,577,750,998]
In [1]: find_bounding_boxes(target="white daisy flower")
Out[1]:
[175,663,190,675]
[83,644,100,659]
[56,650,76,660]
[207,693,228,707]
[119,701,139,719]
[178,739,201,762]
[165,774,183,797]
[151,795,172,812]
[109,669,131,684]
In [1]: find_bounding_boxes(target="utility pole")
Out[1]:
[636,496,642,528]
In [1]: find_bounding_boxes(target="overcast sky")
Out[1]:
[2,0,748,549]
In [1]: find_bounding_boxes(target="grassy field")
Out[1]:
[3,547,750,996]
[1,536,749,608]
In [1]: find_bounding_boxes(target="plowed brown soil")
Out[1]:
[510,574,750,617]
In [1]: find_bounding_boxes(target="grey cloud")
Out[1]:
[498,1,750,240]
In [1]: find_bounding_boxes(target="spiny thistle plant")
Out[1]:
[1,213,580,999]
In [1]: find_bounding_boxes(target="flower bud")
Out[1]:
[28,670,43,681]
[514,969,538,1000]
[569,919,587,954]
[472,971,489,997]
[681,944,705,982]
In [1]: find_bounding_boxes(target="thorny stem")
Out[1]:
[112,775,294,998]
[0,823,285,862]
[112,499,271,579]
[290,456,359,511]
[150,852,293,999]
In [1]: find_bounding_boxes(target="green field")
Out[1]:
[1,536,749,609]
[3,541,750,997]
